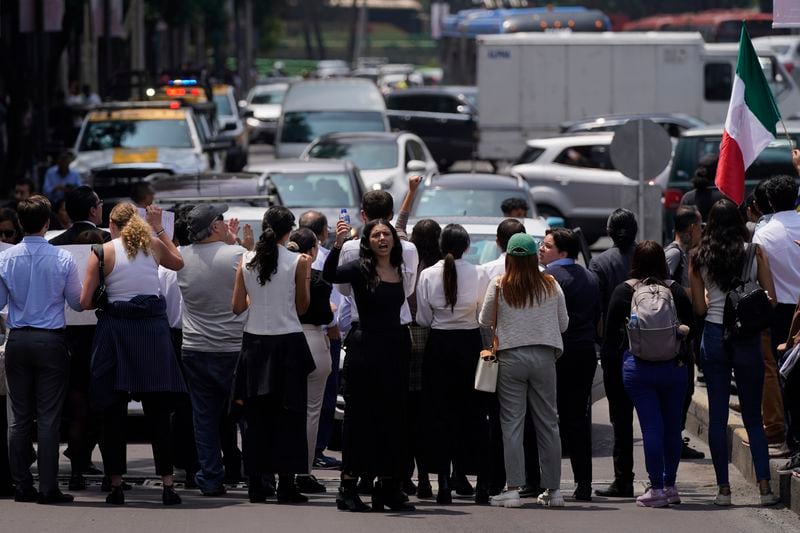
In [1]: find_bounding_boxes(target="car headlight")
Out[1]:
[246,117,260,128]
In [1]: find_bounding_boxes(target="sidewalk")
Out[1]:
[685,382,800,515]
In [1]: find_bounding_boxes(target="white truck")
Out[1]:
[477,32,800,162]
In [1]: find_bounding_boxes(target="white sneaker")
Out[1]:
[714,491,732,506]
[490,490,521,508]
[537,489,565,507]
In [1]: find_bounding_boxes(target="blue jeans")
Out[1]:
[622,352,687,489]
[315,337,341,454]
[701,322,770,485]
[182,350,239,493]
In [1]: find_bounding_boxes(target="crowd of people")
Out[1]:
[0,156,798,513]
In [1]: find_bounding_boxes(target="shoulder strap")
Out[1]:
[92,244,105,284]
[490,281,501,351]
[741,243,757,284]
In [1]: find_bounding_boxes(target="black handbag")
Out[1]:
[91,243,108,310]
[723,243,772,342]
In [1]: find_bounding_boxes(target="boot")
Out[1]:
[336,478,371,512]
[436,472,452,504]
[276,474,308,504]
[372,479,415,512]
[248,475,267,503]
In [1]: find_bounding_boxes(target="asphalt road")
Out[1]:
[0,393,796,533]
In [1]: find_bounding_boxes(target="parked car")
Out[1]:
[559,113,707,138]
[240,82,289,144]
[385,86,478,170]
[410,172,536,219]
[300,131,438,203]
[212,84,249,171]
[408,216,549,266]
[247,159,368,239]
[753,35,800,85]
[511,132,667,245]
[275,78,389,159]
[314,59,351,79]
[663,122,800,216]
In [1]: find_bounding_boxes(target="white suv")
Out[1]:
[511,133,666,244]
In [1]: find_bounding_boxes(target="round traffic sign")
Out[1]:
[609,119,672,181]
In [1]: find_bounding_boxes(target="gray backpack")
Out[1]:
[625,278,681,362]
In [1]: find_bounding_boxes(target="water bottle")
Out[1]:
[629,312,638,328]
[339,208,350,225]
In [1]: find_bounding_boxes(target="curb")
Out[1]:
[686,384,800,514]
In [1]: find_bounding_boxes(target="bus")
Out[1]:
[623,9,788,43]
[440,6,611,85]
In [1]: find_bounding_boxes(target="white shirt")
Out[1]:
[753,210,800,305]
[336,238,419,325]
[105,239,160,303]
[158,266,183,329]
[416,259,490,330]
[313,245,345,330]
[242,245,302,335]
[480,252,506,280]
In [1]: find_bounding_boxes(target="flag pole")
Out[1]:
[780,117,796,150]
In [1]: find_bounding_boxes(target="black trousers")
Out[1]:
[101,392,176,476]
[0,395,12,489]
[601,353,634,483]
[64,325,102,473]
[556,348,597,485]
[406,390,428,481]
[170,329,199,474]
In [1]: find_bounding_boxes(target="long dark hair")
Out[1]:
[0,208,23,244]
[247,206,295,285]
[440,224,470,311]
[359,219,403,291]
[691,198,749,292]
[630,240,669,280]
[502,254,556,308]
[410,219,442,269]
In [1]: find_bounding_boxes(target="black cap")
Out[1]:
[187,203,228,242]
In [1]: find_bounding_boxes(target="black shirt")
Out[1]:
[588,245,636,325]
[546,262,601,352]
[298,269,334,326]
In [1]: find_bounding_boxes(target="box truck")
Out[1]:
[477,32,800,162]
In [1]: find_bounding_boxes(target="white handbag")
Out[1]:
[475,283,500,393]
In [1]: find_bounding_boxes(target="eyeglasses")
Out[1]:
[0,230,16,239]
[94,199,104,208]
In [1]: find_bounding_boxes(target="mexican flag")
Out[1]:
[716,25,782,205]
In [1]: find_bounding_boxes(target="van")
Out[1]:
[275,78,390,159]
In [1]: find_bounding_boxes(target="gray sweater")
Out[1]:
[479,277,569,357]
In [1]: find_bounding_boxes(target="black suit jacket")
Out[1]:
[48,222,111,246]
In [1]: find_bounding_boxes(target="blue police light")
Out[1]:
[168,79,198,87]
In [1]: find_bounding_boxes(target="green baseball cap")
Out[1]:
[507,233,538,257]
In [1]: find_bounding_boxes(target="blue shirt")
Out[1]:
[42,165,82,202]
[545,258,575,268]
[0,236,82,329]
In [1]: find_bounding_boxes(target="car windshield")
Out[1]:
[307,140,398,170]
[281,111,386,144]
[414,188,525,217]
[270,172,357,207]
[464,233,543,265]
[79,119,193,151]
[251,89,286,105]
[213,94,234,116]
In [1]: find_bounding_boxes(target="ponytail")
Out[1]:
[246,206,295,285]
[109,202,152,258]
[443,252,458,311]
[439,224,470,312]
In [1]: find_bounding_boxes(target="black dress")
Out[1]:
[323,247,410,478]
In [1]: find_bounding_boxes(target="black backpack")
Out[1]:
[723,244,773,343]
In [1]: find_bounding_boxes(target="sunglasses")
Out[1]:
[0,230,16,239]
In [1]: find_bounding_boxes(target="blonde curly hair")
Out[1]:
[109,202,152,259]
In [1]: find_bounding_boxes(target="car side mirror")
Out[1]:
[222,122,237,132]
[240,109,254,119]
[406,159,427,172]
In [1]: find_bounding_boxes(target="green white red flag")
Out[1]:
[716,24,782,205]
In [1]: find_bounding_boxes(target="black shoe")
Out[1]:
[296,474,326,494]
[681,438,706,460]
[336,480,371,512]
[573,483,592,501]
[248,476,268,503]
[402,478,417,496]
[518,484,544,498]
[81,463,103,476]
[436,488,452,504]
[101,476,131,492]
[372,480,415,512]
[184,471,198,489]
[105,486,125,505]
[68,474,87,491]
[277,486,309,504]
[475,483,490,505]
[0,484,15,498]
[595,480,633,498]
[417,479,433,499]
[450,473,474,497]
[776,453,800,474]
[162,485,182,506]
[357,477,374,495]
[37,490,74,504]
[201,486,227,497]
[14,486,39,503]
